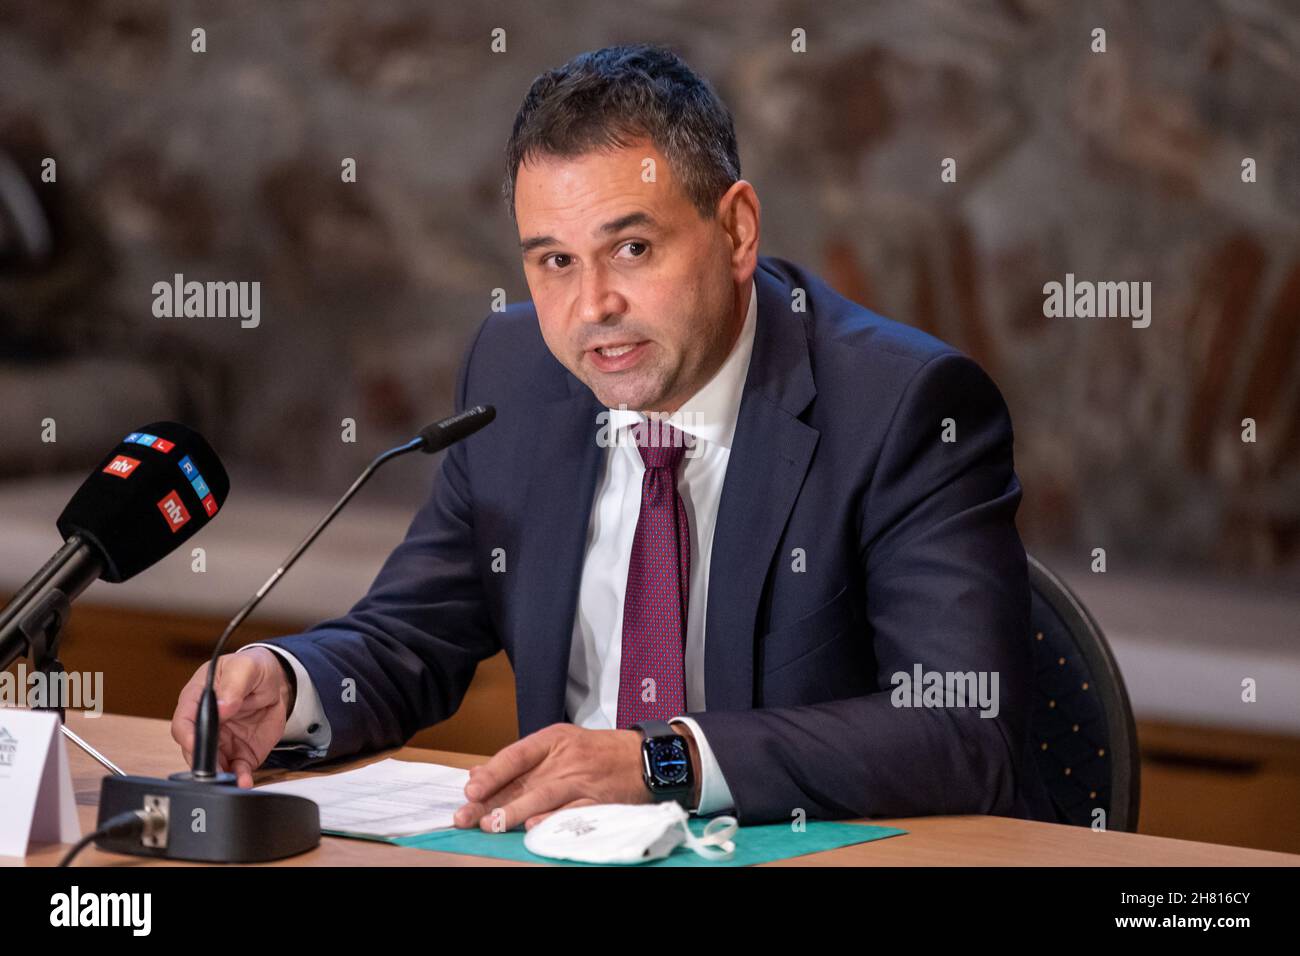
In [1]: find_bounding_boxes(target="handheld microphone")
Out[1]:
[94,405,496,863]
[0,422,229,671]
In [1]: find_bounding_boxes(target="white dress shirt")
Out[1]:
[244,277,758,817]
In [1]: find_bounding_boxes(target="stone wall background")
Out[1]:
[0,0,1297,578]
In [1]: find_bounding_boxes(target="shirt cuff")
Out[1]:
[669,716,736,816]
[238,643,332,750]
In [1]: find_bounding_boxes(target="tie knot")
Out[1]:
[632,420,690,470]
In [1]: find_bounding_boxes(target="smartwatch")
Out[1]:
[631,719,695,808]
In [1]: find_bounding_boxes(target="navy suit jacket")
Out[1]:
[265,254,1057,825]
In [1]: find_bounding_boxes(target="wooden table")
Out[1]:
[14,712,1300,867]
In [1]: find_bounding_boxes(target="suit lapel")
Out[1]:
[512,382,604,735]
[704,264,819,712]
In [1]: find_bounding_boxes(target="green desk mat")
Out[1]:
[327,819,906,866]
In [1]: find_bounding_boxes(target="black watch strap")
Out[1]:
[631,719,675,740]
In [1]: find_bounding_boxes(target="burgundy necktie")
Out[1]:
[615,421,691,728]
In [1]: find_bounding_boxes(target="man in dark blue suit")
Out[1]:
[173,43,1055,829]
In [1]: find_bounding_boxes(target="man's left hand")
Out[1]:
[452,724,668,832]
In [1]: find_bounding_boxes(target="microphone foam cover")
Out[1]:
[56,421,230,583]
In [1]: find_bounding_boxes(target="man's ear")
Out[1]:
[717,180,760,275]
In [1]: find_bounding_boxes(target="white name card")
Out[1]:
[0,708,81,857]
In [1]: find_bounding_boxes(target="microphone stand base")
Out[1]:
[96,774,320,862]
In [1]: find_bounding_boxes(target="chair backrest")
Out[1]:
[1027,554,1141,832]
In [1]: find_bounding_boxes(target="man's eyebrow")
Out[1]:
[519,212,661,255]
[598,211,659,235]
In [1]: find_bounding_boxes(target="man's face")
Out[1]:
[514,140,744,413]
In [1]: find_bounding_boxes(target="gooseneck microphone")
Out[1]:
[185,403,497,783]
[94,405,496,863]
[415,403,498,452]
[1,421,230,672]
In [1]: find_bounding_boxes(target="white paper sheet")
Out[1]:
[255,758,470,838]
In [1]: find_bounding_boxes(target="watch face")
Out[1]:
[645,736,691,787]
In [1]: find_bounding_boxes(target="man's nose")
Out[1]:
[576,261,626,325]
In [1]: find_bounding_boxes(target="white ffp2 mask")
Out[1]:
[523,802,738,865]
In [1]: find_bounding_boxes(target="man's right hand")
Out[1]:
[170,647,295,789]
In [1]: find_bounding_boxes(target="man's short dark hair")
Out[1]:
[503,43,741,222]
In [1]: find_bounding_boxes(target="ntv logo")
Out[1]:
[1042,273,1151,329]
[152,273,260,328]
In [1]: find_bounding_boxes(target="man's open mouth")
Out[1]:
[587,340,649,371]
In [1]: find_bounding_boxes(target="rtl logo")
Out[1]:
[156,491,191,532]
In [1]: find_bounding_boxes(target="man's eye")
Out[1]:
[544,254,572,270]
[617,241,648,259]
